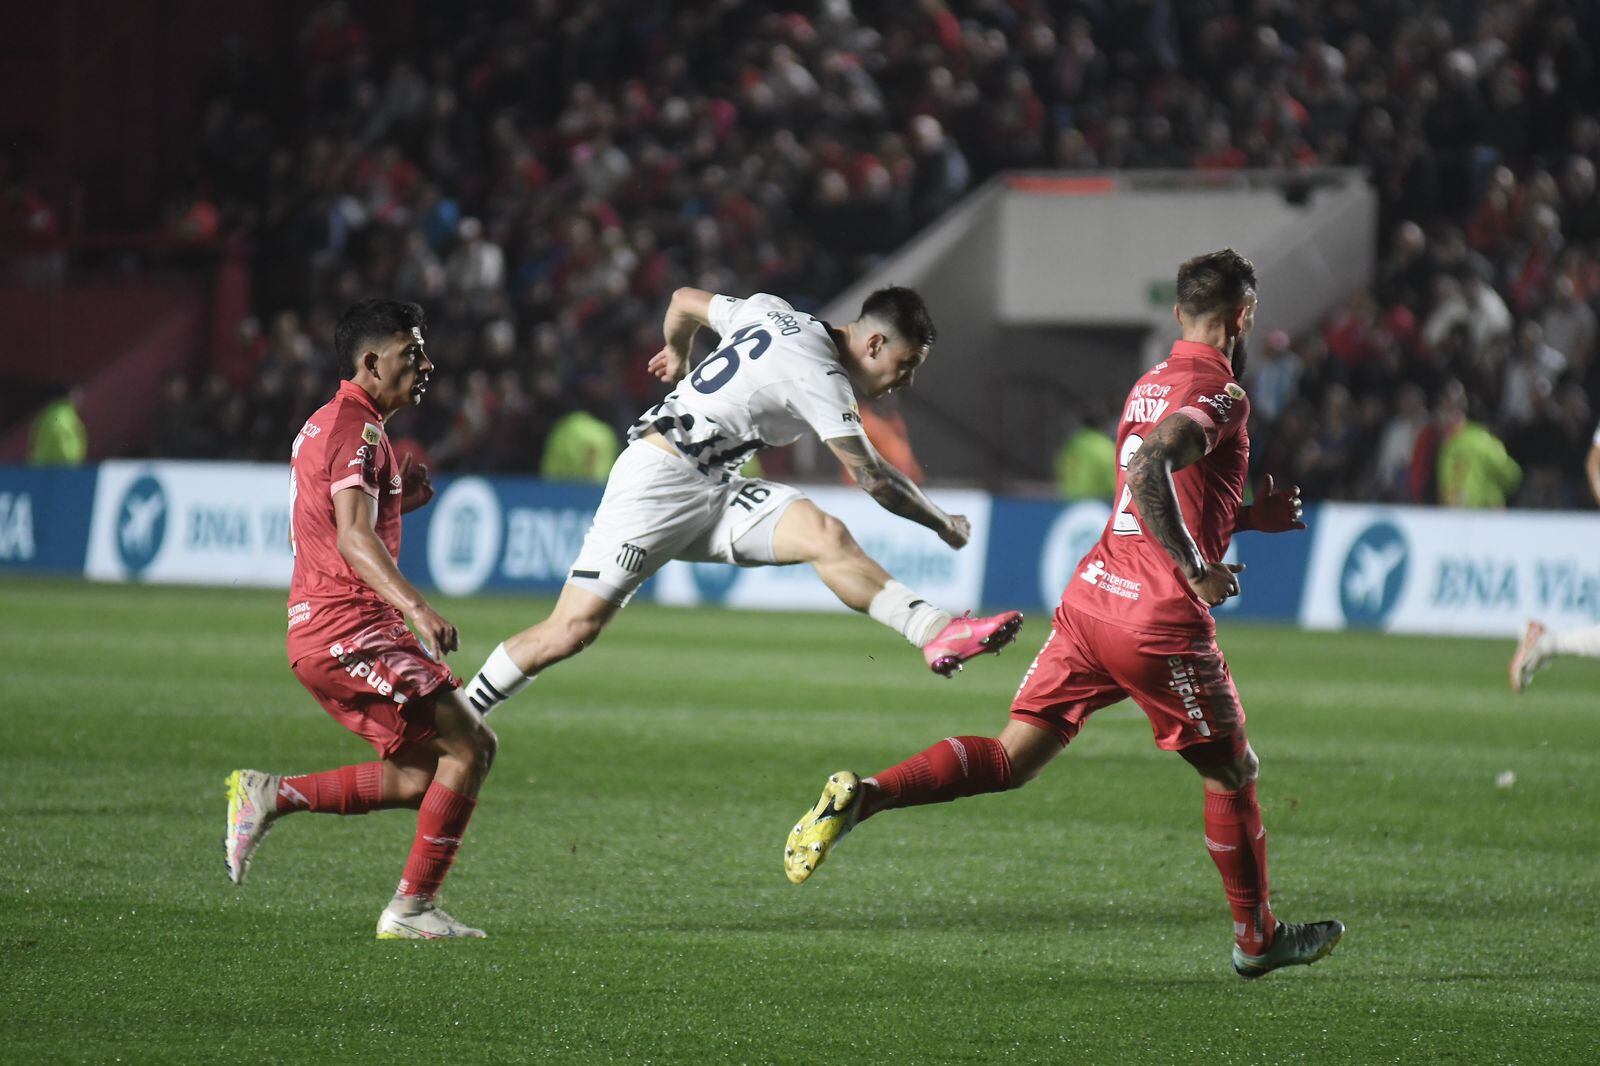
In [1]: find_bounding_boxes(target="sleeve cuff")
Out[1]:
[330,474,379,498]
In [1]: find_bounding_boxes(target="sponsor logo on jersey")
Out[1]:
[617,543,646,574]
[328,640,397,699]
[288,601,311,628]
[362,423,382,445]
[1196,391,1236,419]
[389,473,403,495]
[842,410,860,423]
[1224,382,1246,400]
[1166,655,1211,733]
[1078,558,1142,600]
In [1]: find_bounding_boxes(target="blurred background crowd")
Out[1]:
[9,0,1600,508]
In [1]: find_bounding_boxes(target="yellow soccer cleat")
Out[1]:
[223,769,279,885]
[784,771,865,884]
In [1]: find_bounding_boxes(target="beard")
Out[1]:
[1230,334,1249,379]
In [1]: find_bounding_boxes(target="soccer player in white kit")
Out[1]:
[1510,418,1600,691]
[462,285,1023,715]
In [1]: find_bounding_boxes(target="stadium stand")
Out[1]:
[6,1,1599,506]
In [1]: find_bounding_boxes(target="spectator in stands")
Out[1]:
[28,388,87,466]
[105,0,1594,511]
[1053,407,1115,503]
[1437,392,1522,509]
[540,384,620,485]
[1371,384,1431,502]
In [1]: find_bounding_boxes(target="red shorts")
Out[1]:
[1010,604,1245,754]
[290,620,458,757]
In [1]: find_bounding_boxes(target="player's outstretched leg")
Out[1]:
[922,609,1025,678]
[784,730,1040,883]
[1510,619,1550,693]
[223,769,280,885]
[1232,919,1346,979]
[784,772,865,883]
[770,500,1024,677]
[464,584,619,716]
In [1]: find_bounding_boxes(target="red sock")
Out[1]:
[1204,782,1275,953]
[276,763,383,815]
[397,782,477,900]
[862,736,1012,819]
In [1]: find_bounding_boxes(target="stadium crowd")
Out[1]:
[139,0,1599,507]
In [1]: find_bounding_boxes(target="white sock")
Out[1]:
[868,580,951,648]
[1548,626,1600,659]
[465,642,536,716]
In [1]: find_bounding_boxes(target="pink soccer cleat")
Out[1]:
[922,610,1024,677]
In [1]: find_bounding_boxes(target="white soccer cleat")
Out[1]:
[1509,620,1549,693]
[376,900,487,940]
[223,769,280,885]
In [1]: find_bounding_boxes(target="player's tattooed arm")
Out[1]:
[649,287,715,384]
[1124,413,1211,582]
[827,435,970,548]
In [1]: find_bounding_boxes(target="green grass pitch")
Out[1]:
[2,575,1597,1062]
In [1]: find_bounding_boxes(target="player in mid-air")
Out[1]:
[223,299,497,939]
[1509,420,1600,691]
[461,286,1022,714]
[783,250,1345,979]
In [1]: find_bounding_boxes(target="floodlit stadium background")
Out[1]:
[2,4,1598,1062]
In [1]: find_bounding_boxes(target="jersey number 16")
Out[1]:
[691,325,771,394]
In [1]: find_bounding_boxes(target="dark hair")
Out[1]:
[1175,249,1257,319]
[335,299,426,375]
[859,285,936,350]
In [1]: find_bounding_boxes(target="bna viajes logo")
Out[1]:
[116,474,168,575]
[427,478,502,595]
[1338,521,1409,626]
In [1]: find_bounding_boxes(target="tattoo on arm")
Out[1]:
[1124,413,1211,581]
[828,435,949,533]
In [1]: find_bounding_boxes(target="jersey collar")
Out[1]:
[1169,339,1232,372]
[337,379,384,423]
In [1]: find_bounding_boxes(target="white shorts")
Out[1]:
[567,441,804,605]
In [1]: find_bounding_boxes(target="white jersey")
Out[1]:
[629,293,867,477]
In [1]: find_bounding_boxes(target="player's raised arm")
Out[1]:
[1125,411,1242,605]
[648,287,715,384]
[333,486,458,655]
[827,434,969,548]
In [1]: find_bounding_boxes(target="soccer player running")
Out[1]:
[1509,419,1600,691]
[224,299,497,940]
[783,250,1345,979]
[461,286,1022,714]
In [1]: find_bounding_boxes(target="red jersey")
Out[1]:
[1061,339,1249,635]
[286,380,405,663]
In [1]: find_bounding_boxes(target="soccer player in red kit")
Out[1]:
[223,299,497,939]
[783,250,1344,978]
